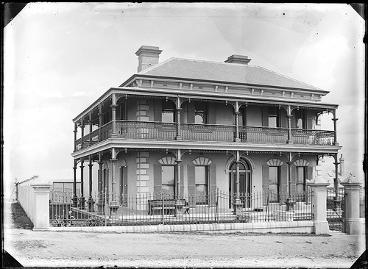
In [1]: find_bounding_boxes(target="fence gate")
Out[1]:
[326,188,345,232]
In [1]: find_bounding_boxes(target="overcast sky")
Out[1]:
[4,3,364,197]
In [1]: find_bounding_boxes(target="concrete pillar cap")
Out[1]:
[341,172,360,184]
[28,176,51,186]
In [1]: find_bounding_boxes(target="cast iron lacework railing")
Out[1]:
[75,120,335,151]
[49,190,313,227]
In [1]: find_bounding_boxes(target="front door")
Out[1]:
[229,161,251,208]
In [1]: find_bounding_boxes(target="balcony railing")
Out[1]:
[75,120,335,151]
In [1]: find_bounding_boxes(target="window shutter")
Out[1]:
[207,103,216,124]
[98,168,102,203]
[153,99,162,122]
[306,111,313,130]
[280,110,288,128]
[291,165,297,196]
[291,115,297,128]
[106,169,109,203]
[153,164,162,199]
[122,166,128,206]
[280,165,288,203]
[262,108,268,127]
[179,163,184,199]
[209,164,217,206]
[187,164,196,207]
[187,103,195,124]
[262,165,269,205]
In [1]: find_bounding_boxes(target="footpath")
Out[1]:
[3,202,365,268]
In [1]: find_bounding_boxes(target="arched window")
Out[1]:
[266,159,283,202]
[192,157,212,204]
[293,159,310,196]
[158,156,176,198]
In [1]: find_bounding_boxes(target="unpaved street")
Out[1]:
[4,228,365,268]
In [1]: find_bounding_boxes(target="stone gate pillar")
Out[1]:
[307,181,330,235]
[31,183,52,230]
[341,177,364,234]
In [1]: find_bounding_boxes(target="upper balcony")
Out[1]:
[75,120,335,152]
[72,90,339,155]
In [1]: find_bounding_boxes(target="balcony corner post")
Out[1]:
[73,122,77,151]
[286,105,293,144]
[234,101,240,142]
[111,94,118,138]
[332,110,338,146]
[80,119,85,149]
[98,104,103,142]
[176,97,182,140]
[89,112,93,145]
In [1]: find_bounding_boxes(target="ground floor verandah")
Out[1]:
[50,149,338,227]
[69,149,326,211]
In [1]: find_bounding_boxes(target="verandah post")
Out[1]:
[88,156,94,212]
[72,160,78,207]
[80,159,85,209]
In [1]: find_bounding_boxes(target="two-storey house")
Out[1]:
[71,46,340,217]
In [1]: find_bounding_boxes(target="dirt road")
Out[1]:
[4,228,365,268]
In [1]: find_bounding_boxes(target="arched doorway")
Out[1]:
[229,160,252,208]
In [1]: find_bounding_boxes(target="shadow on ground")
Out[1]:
[10,202,34,230]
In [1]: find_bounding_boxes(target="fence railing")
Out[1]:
[74,120,336,151]
[326,187,345,231]
[181,123,235,142]
[49,190,312,227]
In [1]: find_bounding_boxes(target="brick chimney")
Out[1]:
[135,45,162,72]
[225,55,251,65]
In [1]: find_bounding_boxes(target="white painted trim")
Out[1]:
[72,138,340,159]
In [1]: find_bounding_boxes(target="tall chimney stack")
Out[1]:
[135,45,162,72]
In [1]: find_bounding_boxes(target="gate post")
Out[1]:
[31,183,52,230]
[341,177,363,234]
[307,181,330,235]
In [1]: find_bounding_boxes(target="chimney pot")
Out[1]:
[135,45,162,72]
[225,55,251,65]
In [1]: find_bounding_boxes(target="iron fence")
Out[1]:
[326,188,345,232]
[49,190,313,227]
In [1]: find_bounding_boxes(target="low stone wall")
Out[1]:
[49,220,314,234]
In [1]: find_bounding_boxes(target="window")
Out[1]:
[161,166,175,198]
[268,166,280,202]
[195,166,208,204]
[194,102,207,124]
[268,108,280,128]
[268,115,278,128]
[296,166,307,194]
[162,100,175,123]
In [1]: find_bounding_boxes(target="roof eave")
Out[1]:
[127,73,330,95]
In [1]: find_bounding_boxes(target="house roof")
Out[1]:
[137,57,325,92]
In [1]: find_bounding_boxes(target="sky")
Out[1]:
[4,3,365,198]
